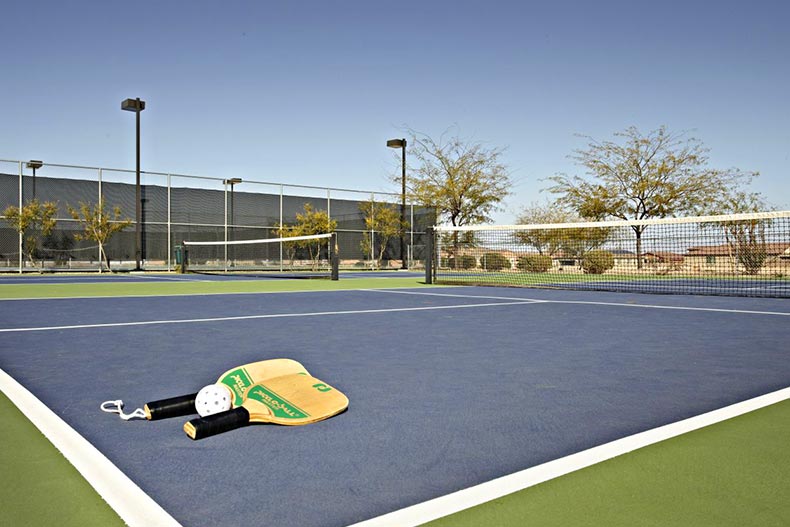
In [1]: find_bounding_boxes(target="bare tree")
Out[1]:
[359,198,406,269]
[68,199,132,273]
[404,129,512,227]
[3,199,58,270]
[548,126,761,268]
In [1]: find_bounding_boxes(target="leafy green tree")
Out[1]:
[68,199,133,273]
[359,199,407,269]
[3,199,58,270]
[515,203,611,266]
[548,126,760,268]
[404,129,511,227]
[275,222,302,266]
[559,226,612,261]
[514,203,578,256]
[710,191,772,274]
[277,203,337,270]
[403,129,511,269]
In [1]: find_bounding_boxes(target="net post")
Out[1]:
[425,227,434,284]
[330,232,339,281]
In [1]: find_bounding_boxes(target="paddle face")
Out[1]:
[244,374,348,425]
[184,374,348,439]
[144,358,309,420]
[217,358,310,407]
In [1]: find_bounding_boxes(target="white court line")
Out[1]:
[552,299,790,317]
[347,386,790,527]
[367,289,790,317]
[0,301,536,333]
[126,275,212,282]
[0,368,181,527]
[361,288,548,303]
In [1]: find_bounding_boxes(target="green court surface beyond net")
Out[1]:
[0,276,429,299]
[431,211,790,298]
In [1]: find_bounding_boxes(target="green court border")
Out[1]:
[3,391,788,526]
[0,390,126,527]
[425,398,790,527]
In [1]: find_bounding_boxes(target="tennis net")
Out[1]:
[428,211,790,297]
[182,232,339,279]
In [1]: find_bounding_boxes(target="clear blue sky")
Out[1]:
[2,0,788,221]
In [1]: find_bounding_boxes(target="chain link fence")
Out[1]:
[0,159,434,272]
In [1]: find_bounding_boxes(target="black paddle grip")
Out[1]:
[144,393,198,420]
[184,407,251,440]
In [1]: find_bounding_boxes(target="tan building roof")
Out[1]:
[686,243,790,257]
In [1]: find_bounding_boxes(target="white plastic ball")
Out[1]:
[195,384,233,417]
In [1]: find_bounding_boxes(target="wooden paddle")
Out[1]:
[143,358,309,420]
[184,373,348,440]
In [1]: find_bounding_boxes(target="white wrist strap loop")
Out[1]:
[100,400,146,421]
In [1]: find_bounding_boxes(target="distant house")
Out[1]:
[685,243,790,274]
[686,243,790,261]
[644,251,684,263]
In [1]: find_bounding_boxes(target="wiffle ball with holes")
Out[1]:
[195,384,233,417]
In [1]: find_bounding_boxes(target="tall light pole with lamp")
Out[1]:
[121,97,146,271]
[26,160,43,200]
[386,138,408,269]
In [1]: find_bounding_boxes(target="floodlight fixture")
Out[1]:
[26,160,43,199]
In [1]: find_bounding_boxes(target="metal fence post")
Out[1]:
[425,227,434,284]
[97,168,103,270]
[279,184,283,272]
[18,161,22,273]
[167,174,171,271]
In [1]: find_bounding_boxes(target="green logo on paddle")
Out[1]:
[246,386,309,420]
[220,368,254,406]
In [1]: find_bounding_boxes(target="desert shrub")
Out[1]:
[442,255,476,269]
[582,250,614,274]
[738,245,768,275]
[480,252,510,271]
[517,254,552,273]
[458,255,477,269]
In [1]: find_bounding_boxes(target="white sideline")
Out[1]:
[367,289,790,317]
[0,301,536,333]
[347,386,790,527]
[0,368,181,527]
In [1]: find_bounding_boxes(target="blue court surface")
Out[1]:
[1,285,789,526]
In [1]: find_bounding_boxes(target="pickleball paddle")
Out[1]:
[144,358,309,420]
[184,373,348,440]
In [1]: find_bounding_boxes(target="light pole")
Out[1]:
[121,97,146,271]
[224,178,242,267]
[26,160,43,200]
[387,138,408,269]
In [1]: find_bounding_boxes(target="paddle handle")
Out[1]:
[143,393,198,420]
[184,407,251,440]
